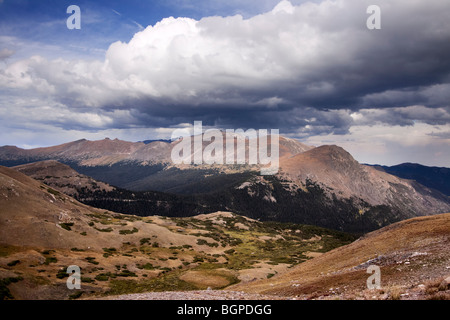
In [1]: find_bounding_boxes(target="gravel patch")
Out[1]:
[101,290,286,300]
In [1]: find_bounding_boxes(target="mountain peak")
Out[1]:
[308,145,356,161]
[281,144,359,175]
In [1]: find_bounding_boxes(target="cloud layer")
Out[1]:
[0,0,449,165]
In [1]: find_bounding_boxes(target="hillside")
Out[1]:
[230,212,450,300]
[371,163,450,196]
[0,166,355,300]
[13,160,116,197]
[278,145,450,218]
[8,160,430,233]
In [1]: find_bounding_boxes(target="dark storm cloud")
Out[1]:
[1,0,450,134]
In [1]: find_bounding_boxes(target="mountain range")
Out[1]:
[1,136,449,233]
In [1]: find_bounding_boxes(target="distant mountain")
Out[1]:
[0,138,172,167]
[0,135,312,193]
[139,139,173,144]
[4,135,450,234]
[0,135,311,168]
[370,163,450,196]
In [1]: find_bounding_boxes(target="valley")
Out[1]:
[0,165,355,300]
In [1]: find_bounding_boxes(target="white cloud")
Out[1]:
[0,0,450,164]
[5,0,449,110]
[302,122,450,167]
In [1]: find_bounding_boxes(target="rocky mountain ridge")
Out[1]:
[1,137,449,233]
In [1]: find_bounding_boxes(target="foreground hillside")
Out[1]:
[230,212,450,300]
[0,166,355,300]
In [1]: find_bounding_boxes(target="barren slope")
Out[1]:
[231,212,450,300]
[13,160,115,197]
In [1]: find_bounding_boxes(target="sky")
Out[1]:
[0,0,449,167]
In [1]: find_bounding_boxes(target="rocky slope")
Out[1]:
[278,145,450,218]
[230,212,450,300]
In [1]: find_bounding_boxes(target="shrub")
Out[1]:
[94,274,110,281]
[95,227,113,232]
[56,267,69,279]
[119,227,138,235]
[193,256,204,263]
[117,270,137,277]
[196,239,218,247]
[47,188,60,196]
[140,238,151,245]
[102,248,117,258]
[85,257,99,265]
[81,277,94,283]
[69,291,83,300]
[44,257,58,265]
[59,223,74,231]
[7,260,20,267]
[137,263,154,270]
